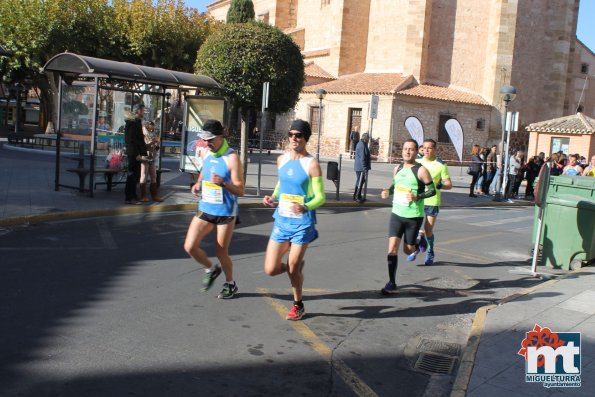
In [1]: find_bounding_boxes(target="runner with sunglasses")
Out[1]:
[262,119,326,320]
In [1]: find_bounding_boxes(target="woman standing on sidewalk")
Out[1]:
[262,119,326,321]
[139,121,162,202]
[468,144,483,197]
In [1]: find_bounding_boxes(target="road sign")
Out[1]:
[370,95,379,119]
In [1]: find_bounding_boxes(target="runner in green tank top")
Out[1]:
[379,139,436,294]
[413,139,453,265]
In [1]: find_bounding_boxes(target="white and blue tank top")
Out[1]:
[199,148,239,216]
[273,153,317,225]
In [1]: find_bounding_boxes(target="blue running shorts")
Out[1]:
[270,221,319,245]
[424,205,440,217]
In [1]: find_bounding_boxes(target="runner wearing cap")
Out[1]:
[262,119,326,320]
[183,119,245,299]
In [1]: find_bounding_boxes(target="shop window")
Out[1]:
[551,137,570,155]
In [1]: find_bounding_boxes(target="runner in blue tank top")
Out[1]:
[262,120,326,320]
[184,120,245,300]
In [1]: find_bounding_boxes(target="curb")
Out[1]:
[449,269,583,397]
[0,198,532,227]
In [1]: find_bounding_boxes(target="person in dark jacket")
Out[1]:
[124,104,148,204]
[469,144,483,197]
[353,132,371,203]
[349,127,360,159]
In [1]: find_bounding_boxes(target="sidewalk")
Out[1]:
[3,142,592,397]
[455,268,595,396]
[0,142,530,225]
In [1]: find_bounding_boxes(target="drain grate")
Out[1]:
[417,338,462,357]
[414,352,458,375]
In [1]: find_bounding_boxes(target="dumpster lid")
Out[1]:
[546,194,595,209]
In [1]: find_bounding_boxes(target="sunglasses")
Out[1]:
[287,132,304,139]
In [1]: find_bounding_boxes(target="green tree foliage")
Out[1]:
[196,22,304,115]
[0,0,218,127]
[226,0,255,24]
[125,0,220,71]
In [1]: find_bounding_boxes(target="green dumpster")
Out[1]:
[532,174,595,249]
[540,194,595,270]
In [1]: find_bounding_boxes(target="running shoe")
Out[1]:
[286,304,305,320]
[380,281,397,295]
[406,248,420,262]
[202,265,221,291]
[424,252,434,266]
[217,282,238,299]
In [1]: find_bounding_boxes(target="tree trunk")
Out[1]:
[239,108,248,182]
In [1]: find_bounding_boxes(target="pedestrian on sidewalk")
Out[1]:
[183,120,245,300]
[139,121,162,202]
[380,139,436,294]
[262,119,326,320]
[349,126,360,159]
[414,139,452,266]
[353,132,371,203]
[124,104,148,205]
[482,145,497,195]
[468,144,482,197]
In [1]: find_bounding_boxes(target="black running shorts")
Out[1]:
[388,212,423,245]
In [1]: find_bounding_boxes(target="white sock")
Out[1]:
[205,264,219,273]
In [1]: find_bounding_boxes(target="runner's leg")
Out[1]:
[214,220,237,283]
[183,216,215,269]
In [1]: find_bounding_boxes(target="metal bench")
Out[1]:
[67,168,121,192]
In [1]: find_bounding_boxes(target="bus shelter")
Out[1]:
[42,52,222,196]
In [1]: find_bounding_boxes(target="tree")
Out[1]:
[196,21,304,176]
[226,0,255,24]
[0,0,217,131]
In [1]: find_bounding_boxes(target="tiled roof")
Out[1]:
[525,112,595,134]
[398,84,490,106]
[302,74,489,106]
[304,61,335,80]
[303,73,413,95]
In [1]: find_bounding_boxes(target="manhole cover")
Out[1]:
[414,352,457,375]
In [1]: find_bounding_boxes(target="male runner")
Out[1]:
[411,139,452,265]
[380,139,436,294]
[183,119,245,299]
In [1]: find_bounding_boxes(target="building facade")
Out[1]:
[207,0,595,161]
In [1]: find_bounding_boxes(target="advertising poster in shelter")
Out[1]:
[180,96,227,174]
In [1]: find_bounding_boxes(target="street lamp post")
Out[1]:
[315,88,326,161]
[494,85,516,201]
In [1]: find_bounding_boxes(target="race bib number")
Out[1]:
[202,181,223,204]
[279,193,305,218]
[393,186,412,206]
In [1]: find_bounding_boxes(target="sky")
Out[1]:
[186,0,595,52]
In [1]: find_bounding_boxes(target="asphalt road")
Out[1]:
[0,205,541,397]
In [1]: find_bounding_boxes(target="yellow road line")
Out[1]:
[257,288,378,397]
[439,231,504,246]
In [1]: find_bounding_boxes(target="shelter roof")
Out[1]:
[42,52,222,90]
[0,44,11,56]
[525,112,595,135]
